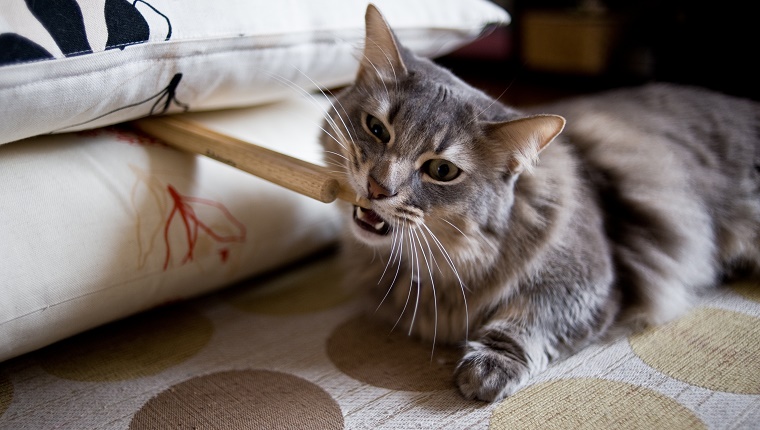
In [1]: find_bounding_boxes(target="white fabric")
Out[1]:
[0,0,510,145]
[0,96,342,362]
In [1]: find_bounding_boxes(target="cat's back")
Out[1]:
[539,82,759,120]
[536,83,759,161]
[531,83,760,320]
[536,83,760,199]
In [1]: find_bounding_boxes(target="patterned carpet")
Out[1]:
[1,251,759,429]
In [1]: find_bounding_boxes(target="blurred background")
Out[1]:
[437,0,757,106]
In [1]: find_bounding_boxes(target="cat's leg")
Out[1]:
[454,272,618,402]
[454,320,546,401]
[454,316,608,402]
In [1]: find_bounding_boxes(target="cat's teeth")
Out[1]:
[352,204,390,236]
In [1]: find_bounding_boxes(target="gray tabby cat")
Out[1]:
[320,4,760,402]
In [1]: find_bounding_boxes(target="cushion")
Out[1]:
[0,96,344,362]
[0,0,510,145]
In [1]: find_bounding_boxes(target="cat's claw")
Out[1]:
[454,344,530,402]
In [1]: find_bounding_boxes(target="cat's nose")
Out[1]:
[367,176,394,200]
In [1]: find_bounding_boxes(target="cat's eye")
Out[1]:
[423,159,461,182]
[365,114,391,143]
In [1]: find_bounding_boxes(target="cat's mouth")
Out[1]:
[353,205,391,236]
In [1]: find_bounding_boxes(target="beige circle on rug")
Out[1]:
[0,374,12,417]
[227,256,354,315]
[490,378,705,429]
[40,306,213,382]
[630,307,760,394]
[129,369,343,429]
[730,281,760,302]
[327,315,460,391]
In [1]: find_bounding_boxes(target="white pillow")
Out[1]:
[0,96,342,362]
[0,0,510,145]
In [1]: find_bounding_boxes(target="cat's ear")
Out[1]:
[358,4,407,83]
[487,115,566,174]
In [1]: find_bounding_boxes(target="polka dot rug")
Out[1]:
[1,252,758,429]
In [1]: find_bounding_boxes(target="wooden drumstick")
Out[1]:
[132,116,370,209]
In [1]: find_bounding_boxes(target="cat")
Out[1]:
[320,4,760,402]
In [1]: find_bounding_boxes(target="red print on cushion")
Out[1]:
[77,126,165,146]
[163,184,246,270]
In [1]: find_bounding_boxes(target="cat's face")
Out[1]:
[331,77,496,249]
[322,5,564,259]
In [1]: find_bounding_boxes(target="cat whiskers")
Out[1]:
[323,155,350,176]
[233,63,361,160]
[420,222,470,343]
[467,78,516,125]
[441,218,469,240]
[291,66,359,147]
[411,224,439,358]
[388,225,416,333]
[376,220,406,312]
[324,151,348,162]
[245,68,366,202]
[359,48,393,103]
[375,213,469,358]
[261,68,356,160]
[377,218,403,285]
[363,36,400,92]
[405,225,423,336]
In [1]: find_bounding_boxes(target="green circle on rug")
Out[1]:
[327,315,459,391]
[227,256,354,314]
[129,369,343,429]
[490,378,704,429]
[0,374,12,417]
[730,281,760,302]
[630,307,760,394]
[39,306,213,382]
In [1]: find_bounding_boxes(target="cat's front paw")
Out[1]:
[454,342,530,402]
